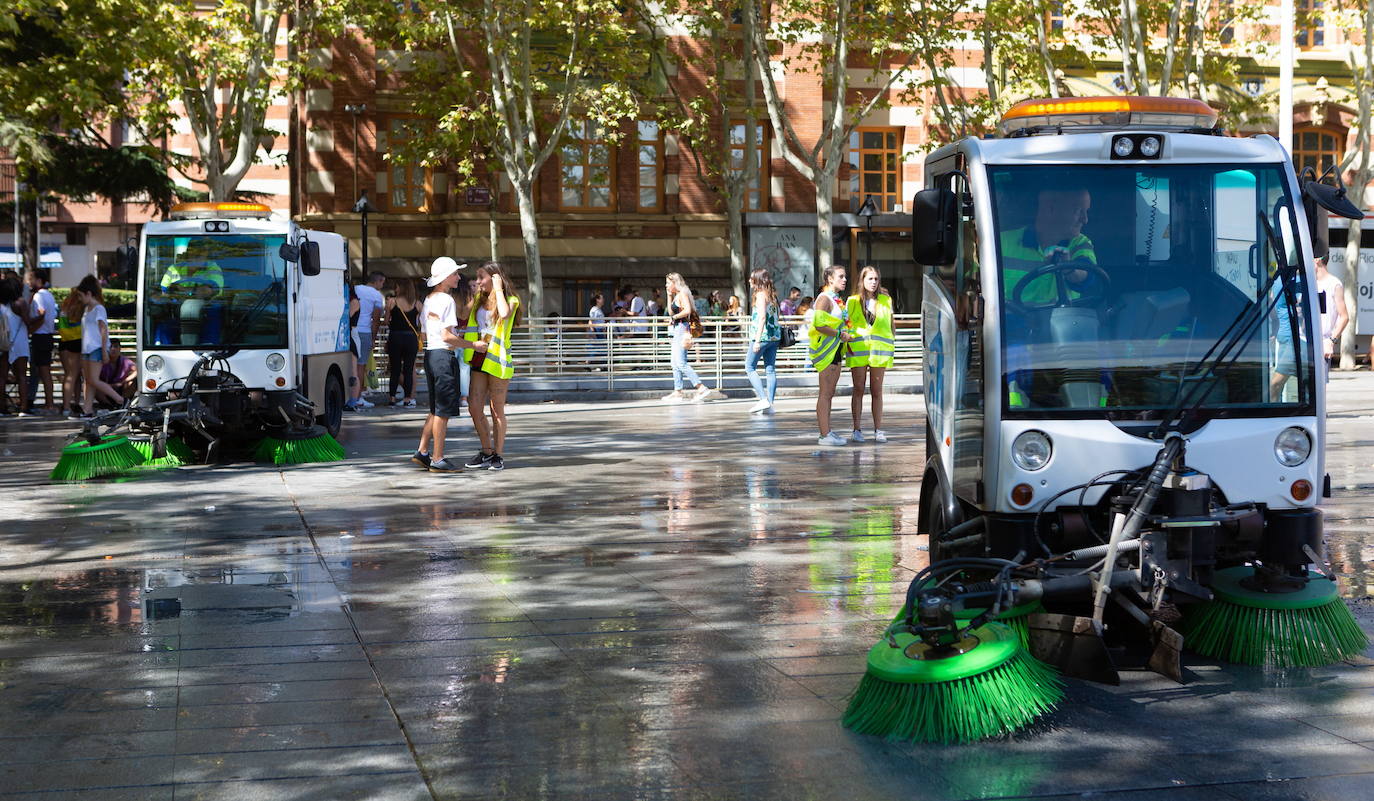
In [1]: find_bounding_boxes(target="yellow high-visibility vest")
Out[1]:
[844,293,895,369]
[463,294,520,380]
[808,291,847,371]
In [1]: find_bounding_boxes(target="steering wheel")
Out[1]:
[1008,261,1112,314]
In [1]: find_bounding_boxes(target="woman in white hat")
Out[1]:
[412,257,485,472]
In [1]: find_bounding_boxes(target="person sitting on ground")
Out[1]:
[99,340,138,401]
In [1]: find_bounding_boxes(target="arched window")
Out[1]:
[1293,127,1342,178]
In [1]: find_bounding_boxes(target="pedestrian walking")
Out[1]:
[1316,255,1349,378]
[662,273,715,403]
[386,277,422,407]
[587,292,607,370]
[743,269,781,414]
[725,294,746,332]
[26,268,57,413]
[414,258,477,472]
[74,275,123,417]
[0,275,29,415]
[57,288,85,416]
[463,262,520,471]
[351,271,386,407]
[845,265,895,443]
[809,265,853,446]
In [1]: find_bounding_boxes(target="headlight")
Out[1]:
[1138,136,1162,158]
[144,355,164,373]
[265,353,286,372]
[1012,430,1052,471]
[1274,427,1311,467]
[1112,137,1135,158]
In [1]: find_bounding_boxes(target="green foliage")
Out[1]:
[52,287,137,304]
[36,136,181,210]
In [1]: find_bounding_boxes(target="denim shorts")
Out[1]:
[83,348,104,363]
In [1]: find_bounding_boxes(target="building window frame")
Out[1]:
[559,122,616,212]
[636,121,665,213]
[1296,0,1326,49]
[384,116,430,213]
[729,119,768,213]
[1293,126,1343,178]
[848,127,902,215]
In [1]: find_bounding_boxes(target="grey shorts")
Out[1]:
[356,330,374,360]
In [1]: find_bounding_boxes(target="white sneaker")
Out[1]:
[748,400,771,414]
[850,429,865,443]
[692,386,713,402]
[818,431,847,447]
[874,429,888,443]
[661,390,686,403]
[706,389,727,401]
[761,404,775,415]
[355,397,375,408]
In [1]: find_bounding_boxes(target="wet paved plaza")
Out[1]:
[2,375,1374,801]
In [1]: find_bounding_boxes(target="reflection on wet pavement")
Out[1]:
[1,382,1373,799]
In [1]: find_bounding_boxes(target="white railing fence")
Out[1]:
[368,314,922,394]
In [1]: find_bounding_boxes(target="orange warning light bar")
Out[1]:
[169,202,274,220]
[998,96,1219,136]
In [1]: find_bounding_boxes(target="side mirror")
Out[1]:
[300,241,321,277]
[1301,168,1364,260]
[279,242,300,263]
[1303,192,1330,260]
[912,188,957,266]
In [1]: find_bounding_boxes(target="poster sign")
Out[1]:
[750,227,814,297]
[465,186,492,206]
[1325,246,1374,335]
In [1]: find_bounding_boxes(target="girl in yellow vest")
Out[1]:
[462,262,521,471]
[809,265,855,446]
[844,265,895,443]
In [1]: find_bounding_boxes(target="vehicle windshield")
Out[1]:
[989,163,1315,418]
[142,234,288,350]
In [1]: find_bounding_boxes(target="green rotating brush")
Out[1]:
[254,426,346,465]
[843,620,1062,744]
[129,436,196,469]
[50,434,144,482]
[890,596,1043,649]
[1184,565,1368,668]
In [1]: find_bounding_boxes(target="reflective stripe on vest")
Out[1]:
[808,305,845,371]
[843,294,895,368]
[463,295,520,379]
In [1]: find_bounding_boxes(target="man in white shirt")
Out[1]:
[352,271,386,406]
[413,258,486,472]
[627,287,647,336]
[1316,256,1349,378]
[25,268,57,412]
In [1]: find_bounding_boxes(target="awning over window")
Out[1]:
[0,247,62,269]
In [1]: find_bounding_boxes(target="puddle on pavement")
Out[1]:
[0,562,339,626]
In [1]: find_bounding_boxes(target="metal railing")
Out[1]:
[7,316,921,407]
[371,314,923,394]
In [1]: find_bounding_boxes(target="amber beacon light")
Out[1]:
[998,96,1219,136]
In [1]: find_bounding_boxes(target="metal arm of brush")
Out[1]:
[1091,435,1185,624]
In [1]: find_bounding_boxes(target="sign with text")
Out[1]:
[465,186,492,206]
[750,227,814,298]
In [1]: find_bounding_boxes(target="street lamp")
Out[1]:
[343,103,366,202]
[352,191,377,276]
[857,194,878,267]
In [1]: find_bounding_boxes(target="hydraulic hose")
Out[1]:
[1091,435,1184,624]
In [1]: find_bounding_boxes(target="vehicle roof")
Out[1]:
[931,132,1288,167]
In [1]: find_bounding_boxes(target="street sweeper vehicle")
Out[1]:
[51,202,353,480]
[843,96,1369,744]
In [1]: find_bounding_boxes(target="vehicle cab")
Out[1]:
[914,97,1331,564]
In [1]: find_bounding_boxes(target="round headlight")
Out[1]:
[1112,137,1136,158]
[1138,136,1162,157]
[1274,427,1311,467]
[265,353,286,372]
[144,355,164,373]
[1012,430,1053,471]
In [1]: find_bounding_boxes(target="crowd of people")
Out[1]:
[0,268,132,419]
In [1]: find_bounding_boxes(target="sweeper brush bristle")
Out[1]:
[130,437,196,469]
[843,622,1062,744]
[254,433,346,465]
[1184,566,1369,668]
[50,435,144,482]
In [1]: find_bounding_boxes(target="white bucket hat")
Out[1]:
[426,256,465,287]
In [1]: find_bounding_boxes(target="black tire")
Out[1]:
[317,369,344,439]
[921,486,950,566]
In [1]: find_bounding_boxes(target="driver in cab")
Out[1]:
[1000,187,1103,407]
[158,239,225,345]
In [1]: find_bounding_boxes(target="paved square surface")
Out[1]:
[2,375,1373,800]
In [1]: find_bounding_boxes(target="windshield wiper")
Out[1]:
[1149,210,1302,439]
[207,280,284,359]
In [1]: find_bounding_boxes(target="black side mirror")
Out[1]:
[912,188,957,266]
[1303,192,1330,260]
[1301,166,1364,260]
[300,241,321,277]
[279,242,300,263]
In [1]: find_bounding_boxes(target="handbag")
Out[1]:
[778,326,797,349]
